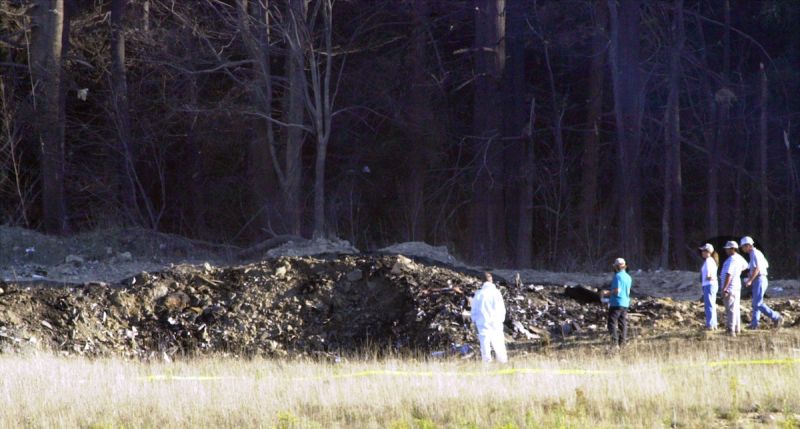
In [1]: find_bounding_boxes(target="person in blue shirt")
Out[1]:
[602,258,632,347]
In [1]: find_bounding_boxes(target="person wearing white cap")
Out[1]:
[720,241,748,336]
[470,273,508,363]
[698,243,719,330]
[601,258,632,347]
[740,236,782,329]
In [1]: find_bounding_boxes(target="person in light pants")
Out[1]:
[740,236,783,329]
[470,273,508,363]
[720,241,748,336]
[698,243,719,330]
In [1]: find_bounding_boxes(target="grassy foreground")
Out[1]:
[1,331,800,428]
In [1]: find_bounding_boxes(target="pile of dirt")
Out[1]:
[0,225,229,284]
[0,255,798,359]
[265,237,359,258]
[380,242,460,266]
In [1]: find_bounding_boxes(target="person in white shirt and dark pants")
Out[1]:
[740,236,783,329]
[470,273,508,363]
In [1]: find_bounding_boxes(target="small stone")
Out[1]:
[162,292,191,311]
[758,414,776,423]
[275,266,288,278]
[41,320,54,330]
[346,269,363,282]
[150,284,170,301]
[65,254,85,265]
[391,255,416,274]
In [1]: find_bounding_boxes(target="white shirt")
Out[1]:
[748,247,769,277]
[721,253,748,294]
[701,257,718,286]
[470,282,506,332]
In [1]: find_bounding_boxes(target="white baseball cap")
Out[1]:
[613,257,626,267]
[723,241,739,249]
[740,236,755,246]
[698,243,714,253]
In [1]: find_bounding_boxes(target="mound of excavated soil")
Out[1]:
[380,242,459,265]
[2,255,798,359]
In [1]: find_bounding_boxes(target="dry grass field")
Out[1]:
[1,331,800,428]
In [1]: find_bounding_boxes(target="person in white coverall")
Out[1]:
[470,273,508,363]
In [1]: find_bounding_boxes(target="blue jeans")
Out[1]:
[751,276,779,327]
[703,283,718,328]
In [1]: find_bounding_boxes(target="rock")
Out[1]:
[391,255,416,274]
[346,269,363,282]
[65,254,85,265]
[275,265,288,279]
[162,292,191,312]
[149,283,170,301]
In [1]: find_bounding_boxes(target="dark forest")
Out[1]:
[2,0,800,272]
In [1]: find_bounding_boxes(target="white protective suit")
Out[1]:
[470,281,508,363]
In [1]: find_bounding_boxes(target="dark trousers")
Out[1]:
[607,306,628,346]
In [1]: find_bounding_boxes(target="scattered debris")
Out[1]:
[0,254,794,359]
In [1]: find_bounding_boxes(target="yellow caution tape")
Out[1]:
[138,357,800,382]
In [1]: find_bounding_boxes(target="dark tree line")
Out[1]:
[2,0,800,272]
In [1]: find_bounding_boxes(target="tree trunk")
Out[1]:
[661,0,686,269]
[285,0,307,236]
[111,0,137,224]
[784,129,798,267]
[759,63,769,242]
[517,99,535,269]
[543,37,566,264]
[470,0,507,265]
[579,1,606,239]
[311,0,333,238]
[504,0,530,267]
[719,0,734,233]
[30,0,67,234]
[607,0,643,258]
[142,0,150,33]
[405,0,433,241]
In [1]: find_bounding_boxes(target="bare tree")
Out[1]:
[660,0,687,269]
[308,0,335,238]
[280,0,337,238]
[404,0,434,241]
[284,0,308,235]
[504,0,531,267]
[110,0,137,223]
[607,0,643,257]
[579,1,606,246]
[758,62,768,242]
[29,0,68,233]
[470,0,507,264]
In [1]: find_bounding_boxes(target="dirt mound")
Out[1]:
[380,242,459,265]
[265,237,359,258]
[0,225,230,285]
[1,255,798,359]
